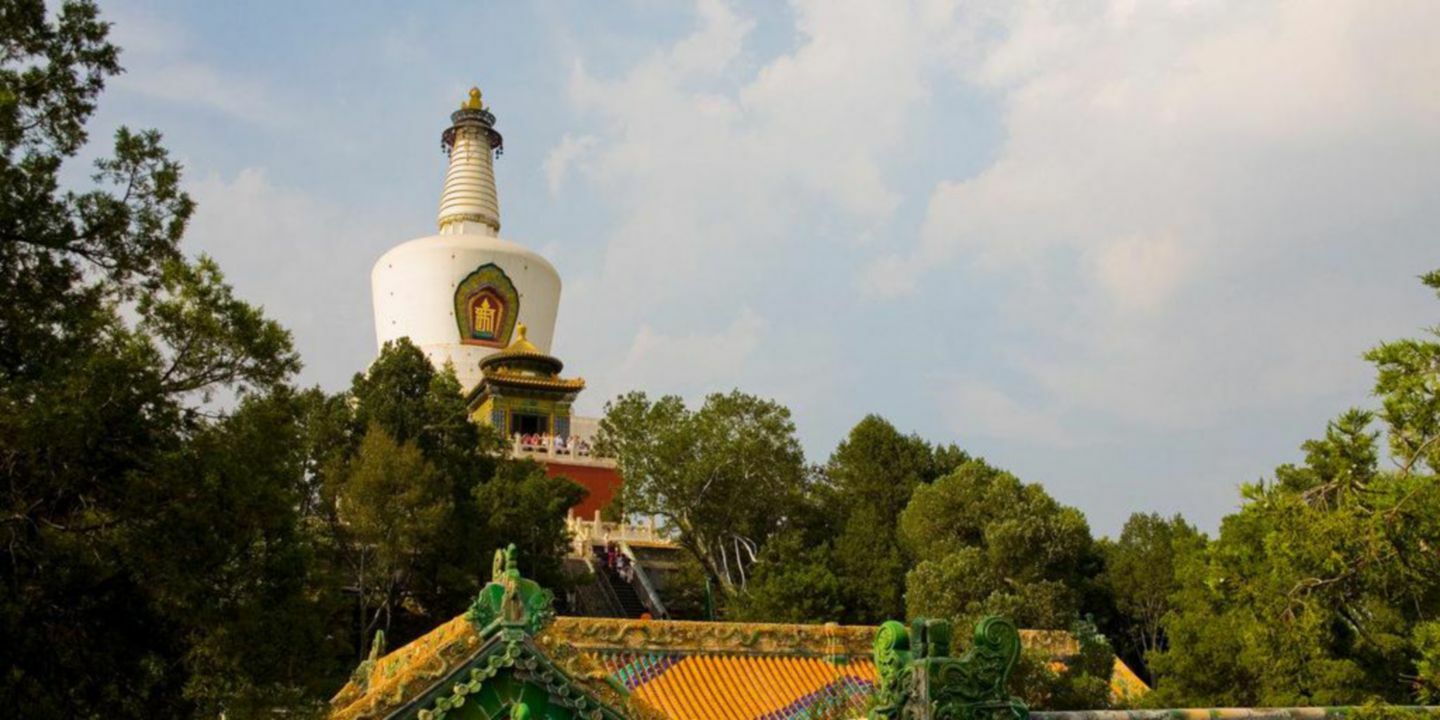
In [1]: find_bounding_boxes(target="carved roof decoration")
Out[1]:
[545,617,877,659]
[869,616,1029,720]
[481,370,587,392]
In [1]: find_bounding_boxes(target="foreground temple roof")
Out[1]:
[332,612,1147,720]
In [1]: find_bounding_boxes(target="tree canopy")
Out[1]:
[1148,271,1440,706]
[0,2,323,714]
[595,390,806,596]
[900,458,1103,630]
[1097,512,1205,682]
[733,415,967,624]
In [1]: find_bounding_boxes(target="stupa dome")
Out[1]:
[371,88,562,392]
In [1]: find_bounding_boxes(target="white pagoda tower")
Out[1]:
[371,88,561,393]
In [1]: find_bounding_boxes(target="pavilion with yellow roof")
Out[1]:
[466,323,586,439]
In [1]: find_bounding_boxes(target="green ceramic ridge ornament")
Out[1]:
[465,543,556,638]
[870,616,1028,720]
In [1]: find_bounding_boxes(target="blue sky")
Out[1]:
[91,0,1439,535]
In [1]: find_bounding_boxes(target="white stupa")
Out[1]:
[371,88,561,392]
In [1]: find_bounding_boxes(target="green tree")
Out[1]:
[326,341,499,623]
[823,415,969,623]
[328,426,448,656]
[900,459,1100,629]
[594,390,806,597]
[473,453,587,595]
[730,530,847,623]
[305,339,583,654]
[1099,512,1205,681]
[148,391,343,715]
[1149,413,1401,705]
[1366,270,1440,476]
[0,2,326,715]
[733,414,968,624]
[1150,270,1440,706]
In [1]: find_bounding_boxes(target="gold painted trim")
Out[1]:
[543,617,875,658]
[438,212,499,231]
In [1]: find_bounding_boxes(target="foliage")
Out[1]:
[0,2,328,715]
[1149,270,1440,706]
[473,451,587,593]
[1417,621,1440,704]
[329,426,448,650]
[156,392,341,716]
[1366,269,1440,476]
[900,459,1101,630]
[729,530,847,623]
[594,390,806,596]
[1098,513,1205,681]
[307,339,583,656]
[730,414,966,624]
[1347,703,1440,720]
[824,415,968,623]
[1010,619,1117,711]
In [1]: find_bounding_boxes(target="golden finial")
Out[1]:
[463,86,484,110]
[516,323,527,340]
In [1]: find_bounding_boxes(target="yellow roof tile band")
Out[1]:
[591,652,875,720]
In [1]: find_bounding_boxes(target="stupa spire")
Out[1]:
[438,86,504,235]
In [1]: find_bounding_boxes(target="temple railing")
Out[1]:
[566,515,673,558]
[510,435,617,466]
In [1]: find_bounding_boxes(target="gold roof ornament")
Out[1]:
[473,322,586,397]
[507,323,540,355]
[463,86,485,110]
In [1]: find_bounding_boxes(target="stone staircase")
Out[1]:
[591,547,649,618]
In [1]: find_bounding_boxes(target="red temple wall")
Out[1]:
[545,461,622,519]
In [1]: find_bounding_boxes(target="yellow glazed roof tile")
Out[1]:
[585,651,876,720]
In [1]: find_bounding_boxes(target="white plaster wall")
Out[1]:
[371,232,561,392]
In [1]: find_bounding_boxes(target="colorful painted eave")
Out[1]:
[481,370,587,392]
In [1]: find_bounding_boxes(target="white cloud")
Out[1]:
[546,0,973,428]
[878,0,1440,435]
[543,133,597,194]
[106,5,290,127]
[1089,233,1191,314]
[556,0,945,307]
[943,377,1075,448]
[606,308,767,402]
